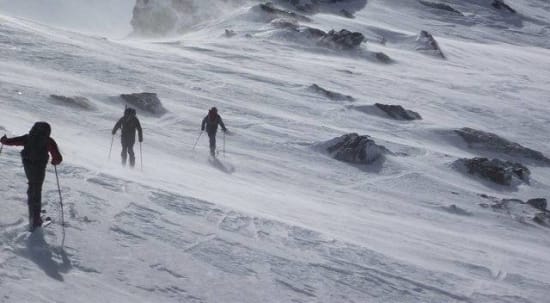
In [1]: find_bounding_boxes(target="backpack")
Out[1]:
[208,107,218,122]
[22,122,51,163]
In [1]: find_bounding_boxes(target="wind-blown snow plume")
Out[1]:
[131,0,246,35]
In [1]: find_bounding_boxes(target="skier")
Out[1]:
[112,107,143,167]
[0,122,63,231]
[201,107,227,157]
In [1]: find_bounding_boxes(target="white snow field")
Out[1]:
[1,0,550,302]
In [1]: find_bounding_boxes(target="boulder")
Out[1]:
[318,29,365,50]
[375,103,422,120]
[309,84,354,101]
[455,128,550,165]
[534,212,550,227]
[225,29,237,37]
[492,0,516,13]
[322,133,388,164]
[50,95,94,110]
[482,198,550,227]
[527,198,547,211]
[273,0,367,15]
[416,30,445,59]
[257,3,312,22]
[120,93,167,116]
[456,157,530,186]
[418,1,463,16]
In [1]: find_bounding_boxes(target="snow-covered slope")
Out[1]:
[1,1,550,302]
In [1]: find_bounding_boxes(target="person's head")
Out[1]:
[210,107,217,114]
[125,107,136,116]
[29,122,51,138]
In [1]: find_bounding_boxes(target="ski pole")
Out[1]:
[0,144,3,156]
[140,142,143,171]
[192,131,203,151]
[108,135,114,159]
[223,131,226,158]
[54,165,66,247]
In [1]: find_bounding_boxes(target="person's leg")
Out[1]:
[208,132,217,156]
[128,143,136,167]
[121,143,128,165]
[23,161,46,229]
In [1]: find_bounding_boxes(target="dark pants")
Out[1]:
[121,141,136,167]
[208,131,217,156]
[23,160,46,228]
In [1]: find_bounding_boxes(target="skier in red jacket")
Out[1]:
[1,122,63,231]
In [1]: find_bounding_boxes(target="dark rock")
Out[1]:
[225,29,237,37]
[418,1,463,16]
[50,95,94,110]
[375,52,391,63]
[309,84,354,101]
[442,204,472,216]
[492,0,516,13]
[416,30,445,59]
[258,3,312,22]
[318,29,365,50]
[120,93,167,116]
[303,27,327,39]
[273,0,367,16]
[534,212,550,226]
[455,128,550,165]
[271,18,300,30]
[375,103,422,120]
[322,133,388,164]
[456,157,530,186]
[527,198,547,211]
[340,9,354,19]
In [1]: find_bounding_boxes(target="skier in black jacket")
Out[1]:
[201,107,227,157]
[1,122,63,231]
[112,108,143,167]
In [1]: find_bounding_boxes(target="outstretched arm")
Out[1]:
[218,115,227,131]
[0,135,27,146]
[136,118,143,142]
[112,118,123,135]
[47,138,63,165]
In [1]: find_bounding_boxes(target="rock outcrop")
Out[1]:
[50,95,94,110]
[317,29,365,50]
[120,93,167,116]
[456,157,530,186]
[527,198,547,211]
[492,0,516,13]
[375,103,422,120]
[418,1,463,16]
[321,133,388,164]
[309,84,354,101]
[479,196,549,227]
[273,0,367,16]
[455,128,550,165]
[416,30,445,59]
[257,3,312,22]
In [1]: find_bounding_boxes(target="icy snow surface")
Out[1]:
[1,0,550,302]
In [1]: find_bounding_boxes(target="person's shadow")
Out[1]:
[25,229,71,281]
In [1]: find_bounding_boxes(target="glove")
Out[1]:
[51,156,62,166]
[139,138,143,143]
[0,135,6,144]
[201,128,205,131]
[223,129,228,133]
[112,130,116,135]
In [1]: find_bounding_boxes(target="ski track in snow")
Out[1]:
[1,0,550,302]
